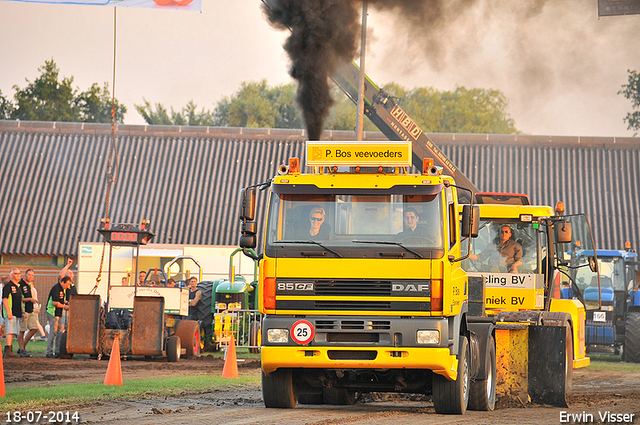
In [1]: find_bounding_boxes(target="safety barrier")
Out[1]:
[214,309,261,351]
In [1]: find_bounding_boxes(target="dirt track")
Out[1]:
[5,356,640,424]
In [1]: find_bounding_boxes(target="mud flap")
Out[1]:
[528,325,568,407]
[495,326,529,404]
[131,296,165,356]
[66,294,101,355]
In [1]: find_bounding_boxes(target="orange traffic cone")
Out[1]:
[0,343,5,397]
[104,335,123,386]
[222,335,239,378]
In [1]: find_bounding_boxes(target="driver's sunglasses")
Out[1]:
[311,217,323,222]
[501,230,511,234]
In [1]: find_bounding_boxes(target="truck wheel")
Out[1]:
[58,333,73,359]
[433,335,469,414]
[468,333,496,411]
[323,387,356,405]
[249,321,261,354]
[624,312,640,363]
[167,335,181,363]
[175,320,200,358]
[262,369,296,408]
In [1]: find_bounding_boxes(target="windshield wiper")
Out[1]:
[278,240,343,258]
[352,240,424,259]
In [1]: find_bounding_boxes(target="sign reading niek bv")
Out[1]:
[306,141,412,167]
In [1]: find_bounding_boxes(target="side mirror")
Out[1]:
[239,235,257,249]
[240,188,256,221]
[461,205,479,238]
[555,220,572,244]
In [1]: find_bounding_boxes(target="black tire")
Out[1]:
[468,334,496,411]
[297,392,324,405]
[323,387,356,405]
[262,369,296,408]
[433,335,470,414]
[175,320,200,358]
[58,332,73,359]
[249,320,261,354]
[624,311,640,363]
[166,335,181,363]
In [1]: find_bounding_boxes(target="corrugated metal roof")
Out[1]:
[1,120,638,256]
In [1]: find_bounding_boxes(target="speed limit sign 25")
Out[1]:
[291,320,315,345]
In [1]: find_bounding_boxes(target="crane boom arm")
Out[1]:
[331,60,479,196]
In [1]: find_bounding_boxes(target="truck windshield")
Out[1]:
[265,192,444,258]
[465,220,541,273]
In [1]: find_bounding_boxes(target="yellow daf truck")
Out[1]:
[238,141,575,413]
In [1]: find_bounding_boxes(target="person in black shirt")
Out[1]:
[2,268,23,357]
[18,269,39,357]
[45,276,72,358]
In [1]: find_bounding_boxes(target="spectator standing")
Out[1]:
[18,269,40,357]
[45,276,72,358]
[138,270,147,286]
[187,277,202,320]
[2,268,23,357]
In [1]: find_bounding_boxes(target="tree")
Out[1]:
[76,83,126,123]
[135,99,216,126]
[620,69,640,134]
[0,89,12,120]
[8,59,125,123]
[12,59,77,121]
[330,83,518,134]
[137,79,517,134]
[137,81,304,129]
[214,80,303,129]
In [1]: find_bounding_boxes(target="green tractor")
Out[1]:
[199,248,260,352]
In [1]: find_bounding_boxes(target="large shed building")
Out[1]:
[1,120,639,266]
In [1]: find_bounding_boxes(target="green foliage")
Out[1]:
[327,83,518,134]
[0,89,12,120]
[619,69,640,133]
[216,80,303,128]
[76,83,126,123]
[8,59,125,123]
[138,79,516,134]
[135,99,217,126]
[138,81,304,129]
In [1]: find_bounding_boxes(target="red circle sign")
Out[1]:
[291,320,315,345]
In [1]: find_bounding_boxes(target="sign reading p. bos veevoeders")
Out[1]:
[306,141,412,167]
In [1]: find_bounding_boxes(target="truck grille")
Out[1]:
[315,280,391,296]
[315,300,391,310]
[275,278,431,312]
[314,320,391,330]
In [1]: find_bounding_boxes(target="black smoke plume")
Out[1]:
[263,0,359,140]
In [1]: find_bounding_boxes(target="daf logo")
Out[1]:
[392,283,429,292]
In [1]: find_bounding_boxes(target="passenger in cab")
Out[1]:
[396,207,422,239]
[303,206,331,239]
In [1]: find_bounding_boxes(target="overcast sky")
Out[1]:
[1,0,639,137]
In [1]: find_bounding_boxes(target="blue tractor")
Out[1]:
[561,245,640,361]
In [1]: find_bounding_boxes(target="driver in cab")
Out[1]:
[303,206,330,239]
[469,224,523,273]
[396,207,422,239]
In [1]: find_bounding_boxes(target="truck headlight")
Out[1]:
[417,330,440,344]
[267,328,290,343]
[216,302,226,310]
